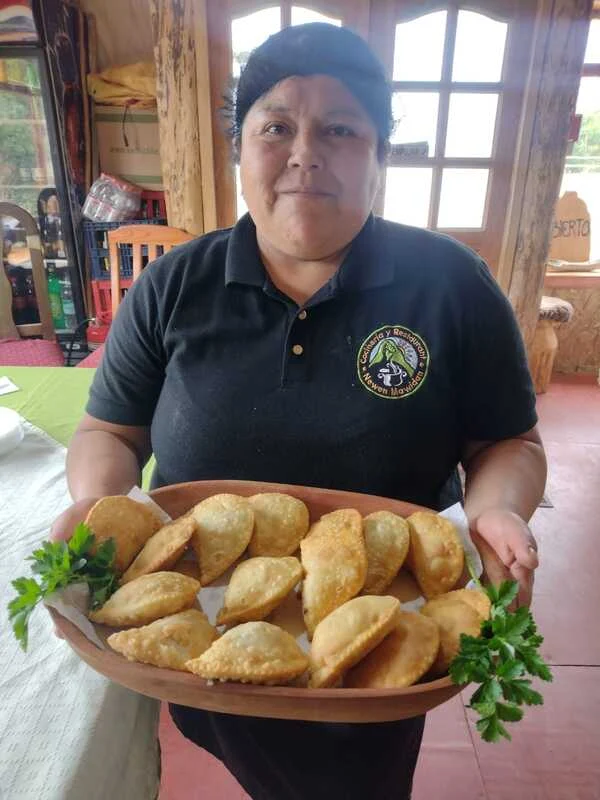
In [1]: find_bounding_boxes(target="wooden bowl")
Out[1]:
[51,479,464,722]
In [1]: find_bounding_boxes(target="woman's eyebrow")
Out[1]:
[324,108,364,119]
[258,103,290,114]
[257,104,364,120]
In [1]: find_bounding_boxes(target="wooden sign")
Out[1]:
[548,191,591,262]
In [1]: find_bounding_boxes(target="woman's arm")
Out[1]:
[67,413,151,500]
[51,413,152,541]
[462,426,547,605]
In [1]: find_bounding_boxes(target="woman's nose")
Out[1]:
[287,131,324,170]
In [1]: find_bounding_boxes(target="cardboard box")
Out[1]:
[94,104,163,190]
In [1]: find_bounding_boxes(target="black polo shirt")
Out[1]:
[87,214,537,510]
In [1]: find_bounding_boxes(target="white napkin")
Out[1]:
[0,375,20,396]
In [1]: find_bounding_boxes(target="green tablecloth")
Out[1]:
[0,367,94,446]
[0,366,153,487]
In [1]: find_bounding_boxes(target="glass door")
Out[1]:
[0,51,82,336]
[373,1,537,273]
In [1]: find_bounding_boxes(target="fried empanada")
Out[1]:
[121,515,197,584]
[185,621,309,684]
[248,493,310,557]
[362,511,410,594]
[435,588,491,620]
[107,609,218,670]
[345,611,440,688]
[85,496,163,573]
[406,511,464,599]
[309,595,401,688]
[301,508,367,637]
[216,556,303,626]
[89,571,200,626]
[190,494,254,584]
[420,595,482,676]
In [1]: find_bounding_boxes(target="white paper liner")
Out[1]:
[440,501,483,581]
[49,488,484,655]
[45,583,105,649]
[126,485,172,524]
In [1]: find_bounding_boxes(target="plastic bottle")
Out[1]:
[59,274,77,330]
[47,268,65,329]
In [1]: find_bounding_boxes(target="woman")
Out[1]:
[53,23,546,799]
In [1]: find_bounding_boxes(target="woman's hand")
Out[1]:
[49,497,101,639]
[50,497,101,542]
[469,508,539,607]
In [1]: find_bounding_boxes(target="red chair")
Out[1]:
[77,344,104,368]
[0,202,64,367]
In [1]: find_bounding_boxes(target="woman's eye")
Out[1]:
[264,123,288,136]
[327,125,355,137]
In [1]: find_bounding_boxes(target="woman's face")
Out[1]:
[239,75,381,261]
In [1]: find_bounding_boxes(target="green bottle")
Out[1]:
[47,268,65,330]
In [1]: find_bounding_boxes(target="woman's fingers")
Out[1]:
[472,508,539,607]
[510,561,535,607]
[50,497,100,542]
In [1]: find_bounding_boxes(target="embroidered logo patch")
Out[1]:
[357,325,429,399]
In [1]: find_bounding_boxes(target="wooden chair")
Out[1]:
[0,202,64,366]
[108,224,194,318]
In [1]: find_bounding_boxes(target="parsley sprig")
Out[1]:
[8,523,118,651]
[449,574,553,743]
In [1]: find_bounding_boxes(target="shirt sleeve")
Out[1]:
[86,267,166,426]
[459,259,538,442]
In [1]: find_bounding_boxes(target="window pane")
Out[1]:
[235,165,248,220]
[438,169,489,228]
[575,76,600,116]
[584,18,600,64]
[232,7,281,78]
[564,76,600,259]
[384,168,432,228]
[391,92,438,155]
[445,94,499,158]
[291,7,341,26]
[393,11,447,82]
[452,11,507,82]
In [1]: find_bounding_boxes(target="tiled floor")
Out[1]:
[159,374,600,800]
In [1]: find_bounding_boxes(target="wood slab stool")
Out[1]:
[529,296,574,393]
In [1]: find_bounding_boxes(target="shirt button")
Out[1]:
[298,310,308,320]
[292,344,304,356]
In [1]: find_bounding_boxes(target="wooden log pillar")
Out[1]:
[503,0,591,350]
[150,0,212,234]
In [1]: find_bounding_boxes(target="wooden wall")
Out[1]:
[78,0,154,70]
[547,287,600,372]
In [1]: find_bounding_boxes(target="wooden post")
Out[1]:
[194,0,218,233]
[207,0,236,229]
[150,0,205,234]
[504,0,591,349]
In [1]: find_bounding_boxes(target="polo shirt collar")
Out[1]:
[336,215,395,291]
[225,213,266,287]
[225,212,395,291]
